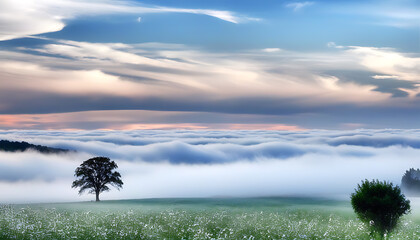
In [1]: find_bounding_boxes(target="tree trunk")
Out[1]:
[95,190,100,202]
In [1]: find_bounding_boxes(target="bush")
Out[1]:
[351,179,410,238]
[401,168,420,196]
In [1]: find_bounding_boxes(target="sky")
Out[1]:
[1,1,420,203]
[0,0,419,130]
[1,129,419,203]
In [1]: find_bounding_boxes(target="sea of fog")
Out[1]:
[0,129,419,203]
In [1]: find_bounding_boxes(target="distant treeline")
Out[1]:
[0,140,70,154]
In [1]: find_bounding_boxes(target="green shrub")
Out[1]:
[351,179,410,238]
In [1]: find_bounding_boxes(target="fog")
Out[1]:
[0,129,418,203]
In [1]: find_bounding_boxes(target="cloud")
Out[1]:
[327,42,344,49]
[345,46,420,82]
[0,129,418,203]
[262,48,282,53]
[331,1,420,28]
[2,38,420,128]
[0,0,254,41]
[372,75,400,80]
[0,40,398,113]
[0,150,82,182]
[327,135,420,149]
[286,1,315,11]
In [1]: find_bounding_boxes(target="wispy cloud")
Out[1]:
[286,1,315,11]
[327,42,344,49]
[3,38,420,128]
[0,0,255,41]
[0,39,397,109]
[262,48,282,53]
[331,1,420,28]
[0,110,304,130]
[372,75,400,80]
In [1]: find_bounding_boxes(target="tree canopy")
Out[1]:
[72,157,123,201]
[351,179,410,238]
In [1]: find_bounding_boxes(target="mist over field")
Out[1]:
[0,129,418,203]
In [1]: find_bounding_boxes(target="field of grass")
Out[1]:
[0,197,419,239]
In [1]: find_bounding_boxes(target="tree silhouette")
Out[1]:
[401,168,420,196]
[0,139,69,153]
[351,179,410,238]
[72,157,123,201]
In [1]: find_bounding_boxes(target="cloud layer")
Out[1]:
[286,2,315,12]
[1,37,420,129]
[0,129,418,203]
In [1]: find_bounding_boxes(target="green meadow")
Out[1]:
[0,197,419,239]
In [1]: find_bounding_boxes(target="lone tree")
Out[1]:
[72,157,123,201]
[401,168,420,196]
[351,179,410,238]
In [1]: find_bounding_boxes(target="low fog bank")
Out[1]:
[0,129,419,203]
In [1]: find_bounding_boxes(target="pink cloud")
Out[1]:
[0,110,303,131]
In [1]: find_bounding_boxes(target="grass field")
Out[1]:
[0,197,419,239]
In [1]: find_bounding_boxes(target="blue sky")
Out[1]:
[0,0,419,130]
[40,0,420,51]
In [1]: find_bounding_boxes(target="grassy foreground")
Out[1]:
[0,197,419,239]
